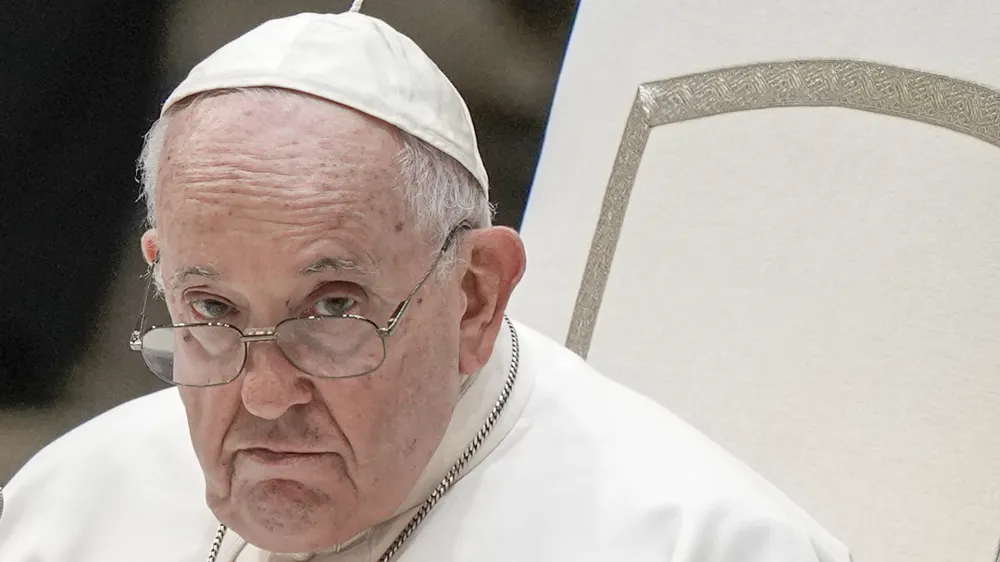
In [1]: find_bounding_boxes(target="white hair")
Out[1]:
[137,88,494,253]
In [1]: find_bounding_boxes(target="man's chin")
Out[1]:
[213,479,361,553]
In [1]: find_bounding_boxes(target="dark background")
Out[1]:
[0,0,578,483]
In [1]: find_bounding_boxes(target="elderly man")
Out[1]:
[0,6,851,562]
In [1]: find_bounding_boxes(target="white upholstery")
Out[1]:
[508,2,1000,561]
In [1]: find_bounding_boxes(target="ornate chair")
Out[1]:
[509,2,1000,561]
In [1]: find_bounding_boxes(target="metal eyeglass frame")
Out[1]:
[128,224,470,386]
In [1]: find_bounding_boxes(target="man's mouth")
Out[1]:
[241,447,329,465]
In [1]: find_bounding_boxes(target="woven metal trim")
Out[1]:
[565,59,1000,357]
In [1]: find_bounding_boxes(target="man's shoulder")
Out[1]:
[514,320,783,491]
[7,388,195,486]
[0,389,216,561]
[512,319,717,440]
[506,320,850,561]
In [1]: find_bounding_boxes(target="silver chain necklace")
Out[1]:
[207,318,520,562]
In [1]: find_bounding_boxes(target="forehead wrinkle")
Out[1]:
[161,138,398,231]
[166,140,376,187]
[181,188,372,226]
[168,155,362,197]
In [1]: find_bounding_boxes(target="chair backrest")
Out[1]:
[507,2,1000,561]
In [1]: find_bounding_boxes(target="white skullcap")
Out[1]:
[162,8,489,193]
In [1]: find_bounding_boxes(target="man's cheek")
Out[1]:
[181,389,228,459]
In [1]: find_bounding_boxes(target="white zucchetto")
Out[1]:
[162,7,489,193]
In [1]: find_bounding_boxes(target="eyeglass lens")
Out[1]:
[140,317,387,386]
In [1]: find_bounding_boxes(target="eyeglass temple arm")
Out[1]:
[384,223,470,334]
[129,258,159,351]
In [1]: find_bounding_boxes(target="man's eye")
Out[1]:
[191,299,232,320]
[311,296,357,317]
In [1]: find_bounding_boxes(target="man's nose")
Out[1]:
[239,340,313,419]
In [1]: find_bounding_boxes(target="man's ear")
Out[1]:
[141,229,159,265]
[457,227,526,374]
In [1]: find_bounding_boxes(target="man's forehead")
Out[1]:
[154,91,409,229]
[157,93,404,204]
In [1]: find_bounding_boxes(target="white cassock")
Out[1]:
[0,320,851,561]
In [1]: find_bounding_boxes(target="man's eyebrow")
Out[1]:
[300,257,375,277]
[169,265,219,287]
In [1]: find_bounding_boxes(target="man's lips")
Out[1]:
[239,447,334,464]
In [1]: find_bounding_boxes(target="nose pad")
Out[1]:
[243,337,295,371]
[239,339,312,420]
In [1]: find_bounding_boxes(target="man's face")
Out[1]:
[144,93,468,552]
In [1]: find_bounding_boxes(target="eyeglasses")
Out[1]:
[128,225,469,387]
